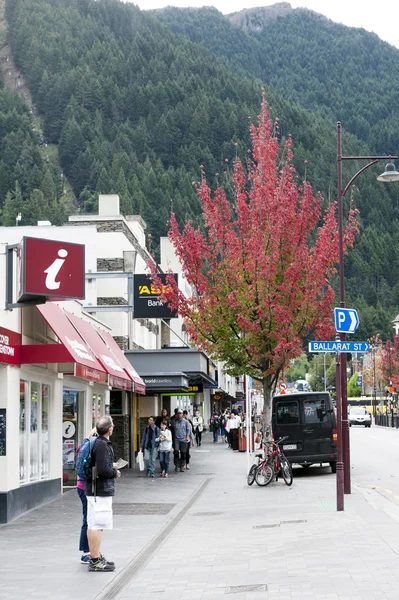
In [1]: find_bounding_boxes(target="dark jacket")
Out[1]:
[85,436,117,497]
[141,424,160,451]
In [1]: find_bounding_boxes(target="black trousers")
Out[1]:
[195,428,202,446]
[174,440,188,469]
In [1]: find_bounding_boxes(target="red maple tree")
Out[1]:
[381,337,399,391]
[153,97,359,439]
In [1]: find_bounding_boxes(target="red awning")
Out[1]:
[66,312,132,392]
[97,328,146,395]
[27,303,108,385]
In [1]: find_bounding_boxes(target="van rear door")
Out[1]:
[273,397,304,459]
[302,393,334,457]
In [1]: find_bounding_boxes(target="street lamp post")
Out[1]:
[336,122,399,510]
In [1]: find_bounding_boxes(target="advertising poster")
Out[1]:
[63,440,75,467]
[63,390,77,420]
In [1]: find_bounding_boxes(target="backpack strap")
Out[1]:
[90,437,98,500]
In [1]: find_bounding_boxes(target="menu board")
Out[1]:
[0,409,6,456]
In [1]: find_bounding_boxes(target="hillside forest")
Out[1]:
[1,0,399,340]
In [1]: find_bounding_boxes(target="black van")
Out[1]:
[272,392,337,473]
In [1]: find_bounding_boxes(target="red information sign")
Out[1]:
[0,326,21,365]
[18,237,85,302]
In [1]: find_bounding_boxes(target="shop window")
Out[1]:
[19,380,51,484]
[92,393,104,428]
[110,390,123,415]
[41,385,50,478]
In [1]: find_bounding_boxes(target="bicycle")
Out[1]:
[264,435,293,486]
[247,453,263,486]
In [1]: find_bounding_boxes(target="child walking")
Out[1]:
[157,421,172,478]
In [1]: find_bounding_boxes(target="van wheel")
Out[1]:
[301,464,310,469]
[330,461,337,474]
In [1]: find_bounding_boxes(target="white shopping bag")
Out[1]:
[136,451,144,471]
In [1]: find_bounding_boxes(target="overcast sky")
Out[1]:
[133,1,399,49]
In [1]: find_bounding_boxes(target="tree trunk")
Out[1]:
[262,377,273,443]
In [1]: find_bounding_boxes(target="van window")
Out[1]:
[304,397,329,423]
[276,401,299,425]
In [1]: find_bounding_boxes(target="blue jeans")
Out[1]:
[77,487,89,552]
[144,447,157,476]
[213,427,220,442]
[159,450,171,474]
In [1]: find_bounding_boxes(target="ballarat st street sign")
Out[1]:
[309,341,370,353]
[334,307,359,334]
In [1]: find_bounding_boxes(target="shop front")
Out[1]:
[0,299,145,522]
[125,348,217,437]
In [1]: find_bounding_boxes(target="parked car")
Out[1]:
[272,392,337,473]
[349,407,371,427]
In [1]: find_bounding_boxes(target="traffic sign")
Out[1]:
[309,341,370,353]
[334,307,359,334]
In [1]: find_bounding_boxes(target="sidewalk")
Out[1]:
[2,435,399,600]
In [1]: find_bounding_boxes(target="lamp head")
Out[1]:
[377,161,399,182]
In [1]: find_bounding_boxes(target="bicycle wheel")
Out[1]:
[247,464,257,486]
[255,462,274,487]
[280,456,293,486]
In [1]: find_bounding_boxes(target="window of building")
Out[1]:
[19,380,51,484]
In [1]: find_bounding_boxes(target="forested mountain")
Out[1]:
[0,66,67,225]
[3,0,399,338]
[156,5,399,155]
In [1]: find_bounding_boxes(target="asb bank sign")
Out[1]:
[133,273,178,319]
[18,237,85,302]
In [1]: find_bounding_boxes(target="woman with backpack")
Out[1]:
[192,409,204,447]
[76,427,97,564]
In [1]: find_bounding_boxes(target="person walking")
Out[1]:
[170,409,190,472]
[183,410,194,470]
[156,420,172,477]
[155,408,169,429]
[170,408,179,422]
[76,427,97,564]
[140,417,160,478]
[220,412,227,444]
[85,416,120,572]
[211,411,221,443]
[192,409,204,446]
[226,412,239,449]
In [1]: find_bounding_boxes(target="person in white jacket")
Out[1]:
[192,410,204,446]
[156,421,172,478]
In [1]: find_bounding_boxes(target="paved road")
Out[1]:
[351,423,399,507]
[2,430,399,600]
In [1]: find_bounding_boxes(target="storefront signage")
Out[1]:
[133,273,178,318]
[0,409,6,456]
[18,237,85,302]
[75,363,108,385]
[109,375,132,392]
[0,326,21,365]
[142,374,189,391]
[188,384,203,393]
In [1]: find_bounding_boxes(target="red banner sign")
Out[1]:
[75,363,108,385]
[18,237,85,302]
[0,326,21,365]
[109,375,132,391]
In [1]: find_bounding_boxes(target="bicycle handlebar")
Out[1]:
[273,436,289,446]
